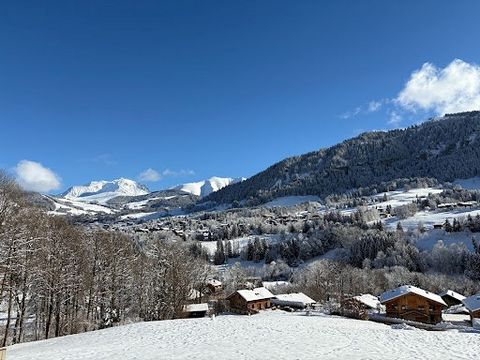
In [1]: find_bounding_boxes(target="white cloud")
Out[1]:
[162,169,195,177]
[388,111,402,126]
[368,100,382,112]
[396,59,480,115]
[339,107,361,119]
[138,168,161,182]
[14,160,61,193]
[138,168,195,182]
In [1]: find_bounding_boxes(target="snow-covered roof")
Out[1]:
[207,279,222,287]
[438,290,466,302]
[183,303,209,313]
[272,293,316,308]
[380,285,447,306]
[462,293,480,312]
[351,294,380,309]
[236,287,274,302]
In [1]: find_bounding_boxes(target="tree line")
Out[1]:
[0,173,210,346]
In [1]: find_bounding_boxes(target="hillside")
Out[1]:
[8,311,479,360]
[204,112,480,206]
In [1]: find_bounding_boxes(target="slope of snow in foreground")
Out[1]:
[8,311,479,360]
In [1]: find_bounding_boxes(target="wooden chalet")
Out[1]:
[206,279,223,293]
[462,293,480,326]
[227,287,274,314]
[438,290,466,308]
[380,285,447,324]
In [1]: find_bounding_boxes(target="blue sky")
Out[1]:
[2,1,480,193]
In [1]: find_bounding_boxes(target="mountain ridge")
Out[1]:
[203,111,480,206]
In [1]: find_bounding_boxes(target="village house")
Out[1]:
[341,294,382,320]
[206,279,222,293]
[438,290,466,308]
[462,293,480,328]
[182,303,209,318]
[272,292,316,309]
[227,287,274,314]
[380,285,447,324]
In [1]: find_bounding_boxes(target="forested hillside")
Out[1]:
[204,112,480,206]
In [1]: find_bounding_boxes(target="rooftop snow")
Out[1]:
[462,293,480,312]
[438,290,466,302]
[183,304,209,313]
[235,287,274,302]
[207,279,222,287]
[272,292,316,307]
[351,294,381,309]
[380,285,447,306]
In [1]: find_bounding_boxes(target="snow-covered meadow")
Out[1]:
[7,311,479,360]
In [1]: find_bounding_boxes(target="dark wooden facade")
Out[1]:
[383,293,445,324]
[227,292,271,314]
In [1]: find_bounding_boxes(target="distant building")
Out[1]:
[183,303,209,318]
[380,285,447,324]
[438,290,466,308]
[227,287,274,314]
[206,279,223,293]
[272,292,316,309]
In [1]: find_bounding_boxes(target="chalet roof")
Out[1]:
[207,279,222,287]
[235,287,274,302]
[380,285,447,306]
[272,292,316,307]
[351,294,381,309]
[462,293,480,312]
[438,290,466,302]
[183,303,209,313]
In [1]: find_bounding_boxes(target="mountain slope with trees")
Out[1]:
[203,112,480,206]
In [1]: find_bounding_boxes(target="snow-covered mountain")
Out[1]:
[174,176,245,198]
[60,178,149,204]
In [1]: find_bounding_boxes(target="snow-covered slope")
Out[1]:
[174,176,245,198]
[60,178,149,204]
[8,311,479,360]
[46,196,117,216]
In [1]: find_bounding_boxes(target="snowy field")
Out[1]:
[7,311,479,360]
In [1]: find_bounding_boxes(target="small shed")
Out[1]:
[227,287,274,314]
[272,292,316,309]
[462,293,480,326]
[183,303,209,318]
[380,285,447,324]
[438,290,466,308]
